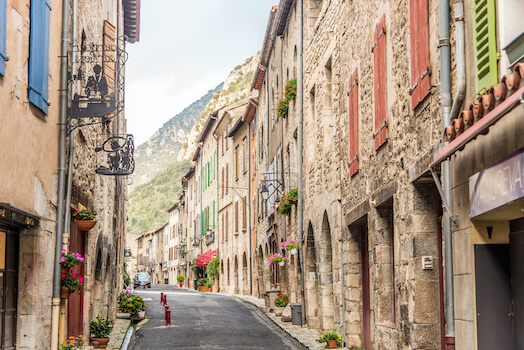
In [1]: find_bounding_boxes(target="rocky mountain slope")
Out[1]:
[132,84,223,186]
[177,52,260,161]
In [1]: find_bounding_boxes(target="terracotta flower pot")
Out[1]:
[327,339,338,348]
[91,337,109,349]
[212,285,219,293]
[61,265,69,274]
[75,220,97,231]
[60,286,71,299]
[179,283,183,287]
[202,286,208,293]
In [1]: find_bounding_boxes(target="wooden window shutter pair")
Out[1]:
[348,69,359,177]
[373,16,387,151]
[409,0,431,109]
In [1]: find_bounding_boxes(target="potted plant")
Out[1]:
[266,253,288,267]
[274,291,289,316]
[316,329,342,349]
[177,274,185,287]
[284,78,297,101]
[206,256,220,292]
[276,95,289,119]
[90,316,112,349]
[200,278,209,292]
[205,279,213,292]
[61,272,84,299]
[60,249,85,273]
[73,209,97,231]
[58,335,85,349]
[276,188,298,216]
[262,291,269,308]
[280,236,300,255]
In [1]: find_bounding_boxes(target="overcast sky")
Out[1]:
[125,0,277,146]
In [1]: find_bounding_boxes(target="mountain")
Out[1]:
[132,83,223,186]
[177,52,260,161]
[127,159,191,233]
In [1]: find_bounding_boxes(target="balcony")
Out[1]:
[205,231,215,246]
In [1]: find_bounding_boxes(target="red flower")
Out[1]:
[277,293,280,296]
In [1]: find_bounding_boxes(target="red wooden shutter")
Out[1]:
[349,69,359,177]
[409,0,431,109]
[373,17,387,150]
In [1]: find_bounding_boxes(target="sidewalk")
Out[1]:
[106,317,132,350]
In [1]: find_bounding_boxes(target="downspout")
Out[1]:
[248,122,253,295]
[214,134,220,279]
[60,0,79,339]
[298,0,306,327]
[52,0,70,348]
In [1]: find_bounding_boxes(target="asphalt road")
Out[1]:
[128,285,297,350]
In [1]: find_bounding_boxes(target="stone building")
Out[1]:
[0,0,138,348]
[124,231,140,283]
[183,164,200,289]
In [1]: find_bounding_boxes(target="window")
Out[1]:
[473,0,497,94]
[242,197,247,230]
[28,0,52,114]
[324,58,332,108]
[0,0,7,76]
[373,16,387,151]
[221,167,224,197]
[225,211,229,240]
[409,0,431,109]
[225,163,229,194]
[235,201,239,232]
[235,145,239,179]
[242,137,247,173]
[349,69,359,177]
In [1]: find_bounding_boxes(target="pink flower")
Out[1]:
[61,273,66,278]
[79,277,84,283]
[61,249,66,254]
[61,257,65,262]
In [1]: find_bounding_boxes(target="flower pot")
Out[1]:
[60,286,71,299]
[61,265,69,274]
[116,312,131,319]
[179,283,183,287]
[274,306,285,316]
[202,286,208,293]
[131,310,145,322]
[278,261,285,267]
[212,285,219,293]
[91,340,100,349]
[327,339,338,348]
[75,220,97,231]
[289,248,297,255]
[91,337,109,349]
[264,296,269,308]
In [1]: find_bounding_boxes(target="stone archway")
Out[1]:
[305,221,319,328]
[242,252,248,294]
[234,255,239,293]
[319,211,335,330]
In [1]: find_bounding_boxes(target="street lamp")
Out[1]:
[260,185,269,200]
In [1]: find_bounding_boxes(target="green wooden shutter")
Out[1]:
[474,0,498,94]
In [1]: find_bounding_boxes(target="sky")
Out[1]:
[125,0,277,146]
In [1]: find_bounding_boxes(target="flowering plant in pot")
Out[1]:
[284,78,297,101]
[316,329,342,349]
[90,316,112,348]
[276,96,289,119]
[61,272,83,298]
[117,291,146,319]
[276,188,298,215]
[280,237,300,255]
[177,274,185,287]
[73,209,97,231]
[58,335,85,349]
[61,249,85,269]
[273,291,289,316]
[266,253,288,266]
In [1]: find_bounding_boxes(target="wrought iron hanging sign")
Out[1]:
[95,134,135,176]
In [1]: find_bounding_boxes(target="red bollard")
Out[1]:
[160,293,164,304]
[163,294,167,305]
[164,305,169,321]
[143,284,146,289]
[166,310,171,326]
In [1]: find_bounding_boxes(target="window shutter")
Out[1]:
[409,0,431,109]
[349,69,359,177]
[28,0,51,114]
[242,197,247,229]
[235,201,239,232]
[103,21,116,94]
[373,16,387,150]
[226,164,229,193]
[0,0,7,76]
[474,0,497,94]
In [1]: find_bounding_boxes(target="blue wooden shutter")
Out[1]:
[28,0,51,114]
[0,0,7,76]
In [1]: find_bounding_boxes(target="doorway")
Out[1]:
[0,229,19,350]
[360,225,371,349]
[68,223,85,338]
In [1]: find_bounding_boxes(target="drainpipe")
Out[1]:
[51,0,70,348]
[298,0,306,327]
[248,122,253,295]
[450,1,466,123]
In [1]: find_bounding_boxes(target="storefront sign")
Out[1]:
[469,148,524,217]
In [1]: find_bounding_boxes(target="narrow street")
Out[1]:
[128,286,297,350]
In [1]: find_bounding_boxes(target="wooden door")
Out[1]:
[361,226,371,349]
[67,224,85,338]
[0,229,19,350]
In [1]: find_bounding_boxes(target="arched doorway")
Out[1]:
[234,255,239,293]
[319,211,334,330]
[242,252,248,294]
[305,221,319,328]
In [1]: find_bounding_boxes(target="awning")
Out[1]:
[194,250,217,267]
[431,86,524,168]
